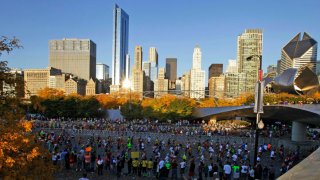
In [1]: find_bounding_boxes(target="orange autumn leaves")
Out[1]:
[0,121,36,169]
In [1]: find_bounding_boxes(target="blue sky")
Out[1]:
[1,0,319,78]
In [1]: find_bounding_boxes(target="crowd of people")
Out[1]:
[31,117,296,140]
[31,117,318,180]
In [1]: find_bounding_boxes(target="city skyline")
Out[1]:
[1,0,320,79]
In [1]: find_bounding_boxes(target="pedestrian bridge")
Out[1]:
[193,104,320,141]
[193,104,320,125]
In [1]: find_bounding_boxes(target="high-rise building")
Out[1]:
[226,59,237,73]
[149,47,158,64]
[134,46,143,71]
[190,46,205,98]
[237,29,263,93]
[277,60,281,75]
[125,54,130,80]
[165,58,177,90]
[132,46,144,97]
[142,62,151,77]
[280,32,317,74]
[142,61,152,93]
[224,72,246,98]
[154,68,168,98]
[181,71,191,97]
[267,65,277,74]
[49,39,96,81]
[24,67,62,98]
[112,4,129,86]
[149,47,158,82]
[96,63,109,81]
[208,75,225,99]
[208,64,223,79]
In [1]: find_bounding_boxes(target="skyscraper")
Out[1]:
[149,47,158,82]
[132,46,144,97]
[96,63,109,81]
[226,59,237,73]
[134,46,143,71]
[208,64,223,79]
[112,4,129,86]
[267,65,277,74]
[49,38,96,81]
[237,29,263,93]
[280,32,317,74]
[154,67,168,98]
[208,75,225,99]
[165,58,177,90]
[190,45,205,98]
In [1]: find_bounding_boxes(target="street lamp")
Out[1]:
[247,55,264,166]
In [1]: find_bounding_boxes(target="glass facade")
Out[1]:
[112,4,129,85]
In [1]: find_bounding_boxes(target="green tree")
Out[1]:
[120,102,143,120]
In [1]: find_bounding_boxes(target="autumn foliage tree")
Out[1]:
[0,36,55,179]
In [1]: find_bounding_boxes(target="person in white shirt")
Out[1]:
[223,162,232,179]
[237,148,242,155]
[241,164,248,179]
[232,154,238,162]
[180,160,186,176]
[270,150,275,159]
[249,166,255,179]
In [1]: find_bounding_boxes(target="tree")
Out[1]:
[120,102,143,120]
[0,36,55,178]
[37,87,65,99]
[167,98,194,121]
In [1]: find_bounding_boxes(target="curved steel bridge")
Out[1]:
[193,104,320,126]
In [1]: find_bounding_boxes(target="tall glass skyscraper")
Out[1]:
[112,4,129,85]
[149,47,158,82]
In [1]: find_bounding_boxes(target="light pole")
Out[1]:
[247,55,264,166]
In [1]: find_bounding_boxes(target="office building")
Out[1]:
[142,62,151,77]
[149,47,158,82]
[49,38,96,81]
[267,65,277,74]
[208,75,225,99]
[24,67,62,98]
[111,4,129,86]
[277,60,282,75]
[224,72,246,98]
[208,64,223,79]
[181,71,191,97]
[49,74,65,90]
[134,46,143,71]
[132,46,144,97]
[237,29,263,93]
[190,46,205,98]
[96,63,109,81]
[154,68,168,98]
[280,32,317,74]
[226,59,237,73]
[165,58,177,90]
